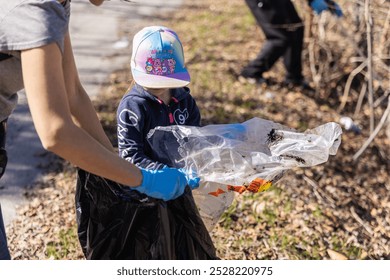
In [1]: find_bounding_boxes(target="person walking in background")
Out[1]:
[239,0,343,90]
[0,0,199,260]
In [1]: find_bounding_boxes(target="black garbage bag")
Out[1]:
[75,169,218,260]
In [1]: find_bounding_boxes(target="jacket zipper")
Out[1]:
[157,97,179,125]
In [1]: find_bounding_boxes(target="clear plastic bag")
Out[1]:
[147,117,342,230]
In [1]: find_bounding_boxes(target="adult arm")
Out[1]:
[21,42,142,187]
[61,32,113,151]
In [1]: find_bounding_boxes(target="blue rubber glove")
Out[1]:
[222,123,247,140]
[310,0,343,17]
[136,167,200,201]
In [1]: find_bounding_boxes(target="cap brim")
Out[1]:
[131,68,190,89]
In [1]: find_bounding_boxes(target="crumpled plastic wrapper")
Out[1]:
[147,117,342,231]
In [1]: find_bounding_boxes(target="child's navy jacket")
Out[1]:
[116,83,201,170]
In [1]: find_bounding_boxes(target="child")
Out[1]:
[117,26,200,168]
[115,26,217,259]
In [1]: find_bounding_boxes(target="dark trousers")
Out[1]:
[0,205,11,260]
[0,120,10,260]
[1,120,7,179]
[241,0,304,81]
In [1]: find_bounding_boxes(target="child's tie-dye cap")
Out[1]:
[130,26,190,88]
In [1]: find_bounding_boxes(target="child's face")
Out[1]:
[145,88,170,97]
[145,88,171,104]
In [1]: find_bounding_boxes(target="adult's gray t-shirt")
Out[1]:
[0,0,70,122]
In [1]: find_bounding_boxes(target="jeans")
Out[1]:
[0,205,11,260]
[0,120,7,179]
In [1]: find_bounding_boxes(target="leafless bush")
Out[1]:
[299,0,389,158]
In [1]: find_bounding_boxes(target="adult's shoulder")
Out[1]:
[0,0,69,52]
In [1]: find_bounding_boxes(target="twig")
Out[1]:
[378,8,390,57]
[303,175,336,208]
[303,175,324,203]
[353,96,390,161]
[308,41,320,85]
[262,239,270,249]
[350,206,373,236]
[306,9,320,85]
[354,82,367,118]
[338,60,367,112]
[365,0,375,132]
[373,90,390,108]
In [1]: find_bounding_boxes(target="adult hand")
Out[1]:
[310,0,343,17]
[135,167,200,201]
[0,120,7,179]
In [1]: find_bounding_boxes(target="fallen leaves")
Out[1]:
[327,249,348,260]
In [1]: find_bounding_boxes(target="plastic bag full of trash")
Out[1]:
[147,117,342,231]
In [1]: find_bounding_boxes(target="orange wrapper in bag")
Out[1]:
[227,185,246,194]
[247,178,272,193]
[226,178,272,195]
[208,188,226,197]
